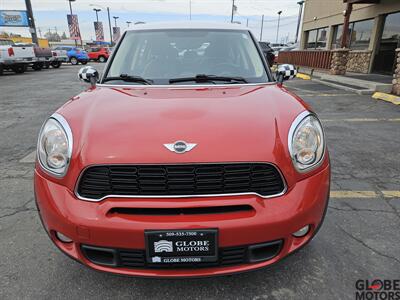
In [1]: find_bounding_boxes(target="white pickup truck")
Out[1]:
[0,38,35,75]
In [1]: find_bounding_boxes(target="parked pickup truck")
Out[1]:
[15,43,63,70]
[0,38,35,75]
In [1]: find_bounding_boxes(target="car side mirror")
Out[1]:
[276,64,297,84]
[78,66,99,87]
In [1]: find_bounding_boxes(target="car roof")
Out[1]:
[127,21,250,32]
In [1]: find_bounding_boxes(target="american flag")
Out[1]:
[113,27,121,43]
[94,21,104,41]
[67,14,81,40]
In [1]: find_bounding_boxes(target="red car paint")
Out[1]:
[87,47,110,61]
[34,82,330,277]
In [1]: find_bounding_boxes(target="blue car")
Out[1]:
[54,46,89,65]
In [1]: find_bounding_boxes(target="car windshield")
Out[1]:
[105,29,269,85]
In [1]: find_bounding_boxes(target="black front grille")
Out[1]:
[81,240,283,269]
[77,163,285,200]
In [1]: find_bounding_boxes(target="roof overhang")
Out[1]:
[343,0,380,4]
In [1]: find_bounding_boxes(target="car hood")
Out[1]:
[58,84,308,168]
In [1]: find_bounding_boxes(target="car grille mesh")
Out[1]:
[77,163,285,200]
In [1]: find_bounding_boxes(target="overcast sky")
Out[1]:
[0,0,302,43]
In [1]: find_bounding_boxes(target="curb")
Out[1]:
[296,73,311,80]
[372,92,400,105]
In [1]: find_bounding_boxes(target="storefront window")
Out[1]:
[331,19,373,49]
[381,12,400,43]
[349,19,374,49]
[307,27,328,49]
[306,29,317,49]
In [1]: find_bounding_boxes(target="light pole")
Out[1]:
[189,0,192,20]
[276,10,282,44]
[126,21,132,28]
[295,1,305,44]
[90,4,113,46]
[67,0,78,46]
[93,8,101,22]
[231,0,235,23]
[25,0,38,45]
[260,15,264,41]
[113,16,119,27]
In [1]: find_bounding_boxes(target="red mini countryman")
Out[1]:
[35,22,330,278]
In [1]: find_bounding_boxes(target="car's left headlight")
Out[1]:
[288,111,325,172]
[37,113,73,177]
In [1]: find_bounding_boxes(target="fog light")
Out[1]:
[56,231,73,243]
[292,225,310,238]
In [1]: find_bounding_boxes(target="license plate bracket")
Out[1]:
[145,229,218,264]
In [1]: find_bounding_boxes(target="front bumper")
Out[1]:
[35,164,330,278]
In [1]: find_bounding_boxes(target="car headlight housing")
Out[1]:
[288,111,325,172]
[37,113,73,177]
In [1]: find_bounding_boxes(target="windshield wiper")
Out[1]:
[169,74,247,84]
[103,74,153,85]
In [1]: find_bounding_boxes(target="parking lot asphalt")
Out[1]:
[0,65,399,300]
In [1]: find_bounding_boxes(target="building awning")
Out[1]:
[343,0,380,4]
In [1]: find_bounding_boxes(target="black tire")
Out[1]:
[0,64,3,76]
[43,62,50,69]
[51,61,62,68]
[32,63,43,71]
[12,64,26,74]
[70,57,78,65]
[98,56,106,63]
[81,61,88,65]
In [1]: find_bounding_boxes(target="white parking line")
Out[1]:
[19,151,36,163]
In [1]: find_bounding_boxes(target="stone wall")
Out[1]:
[392,49,400,96]
[330,49,349,75]
[346,50,373,74]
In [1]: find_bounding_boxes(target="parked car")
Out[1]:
[259,42,276,67]
[53,46,89,65]
[269,43,289,52]
[0,38,35,75]
[35,22,329,278]
[51,48,69,65]
[87,47,110,62]
[15,43,63,70]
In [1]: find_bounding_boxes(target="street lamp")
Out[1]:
[126,21,132,28]
[276,10,282,44]
[93,8,101,23]
[90,4,113,46]
[67,0,78,46]
[295,1,305,44]
[113,16,119,27]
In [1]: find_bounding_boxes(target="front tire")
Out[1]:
[51,61,62,68]
[0,64,3,76]
[81,61,88,65]
[98,56,106,63]
[70,57,78,65]
[12,64,27,74]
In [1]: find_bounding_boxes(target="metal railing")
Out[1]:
[277,50,333,70]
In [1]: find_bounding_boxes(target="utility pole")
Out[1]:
[93,8,101,23]
[25,0,38,44]
[341,3,353,48]
[246,18,249,27]
[276,10,282,43]
[231,0,235,23]
[295,0,305,44]
[260,15,264,41]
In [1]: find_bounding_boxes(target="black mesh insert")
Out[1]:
[77,163,285,200]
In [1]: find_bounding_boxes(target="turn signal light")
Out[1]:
[55,231,73,243]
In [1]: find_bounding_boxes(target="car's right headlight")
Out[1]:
[37,113,73,177]
[288,111,325,172]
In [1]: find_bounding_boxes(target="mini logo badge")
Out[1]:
[154,240,173,253]
[151,256,162,263]
[164,141,197,154]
